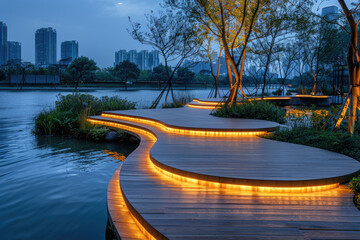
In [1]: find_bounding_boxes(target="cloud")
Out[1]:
[105,0,160,17]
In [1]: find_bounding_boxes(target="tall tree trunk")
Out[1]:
[349,86,359,134]
[338,0,360,135]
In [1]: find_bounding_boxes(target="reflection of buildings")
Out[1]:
[61,40,79,65]
[114,49,160,70]
[0,22,7,65]
[35,27,57,66]
[7,41,21,63]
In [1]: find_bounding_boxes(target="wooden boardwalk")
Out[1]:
[88,107,360,239]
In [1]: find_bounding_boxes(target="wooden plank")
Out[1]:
[89,107,360,239]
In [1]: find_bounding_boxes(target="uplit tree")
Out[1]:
[313,1,360,134]
[167,0,272,103]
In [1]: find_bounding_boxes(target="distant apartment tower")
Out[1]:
[127,50,137,64]
[114,49,160,69]
[0,21,7,65]
[149,50,160,70]
[35,27,57,65]
[138,50,149,70]
[7,41,21,63]
[115,49,127,65]
[61,40,79,65]
[321,6,339,22]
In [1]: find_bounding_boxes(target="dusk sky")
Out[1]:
[0,0,345,68]
[0,0,161,68]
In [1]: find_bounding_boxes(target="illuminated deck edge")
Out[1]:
[101,112,278,136]
[107,166,152,240]
[87,117,357,192]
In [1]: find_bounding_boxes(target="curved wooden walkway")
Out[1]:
[88,107,360,239]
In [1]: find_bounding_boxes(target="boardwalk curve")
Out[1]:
[88,106,360,239]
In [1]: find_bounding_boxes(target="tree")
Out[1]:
[338,1,360,135]
[167,0,269,103]
[176,67,195,89]
[250,0,310,97]
[114,60,140,90]
[275,42,297,95]
[67,57,97,92]
[313,1,360,135]
[199,31,223,98]
[129,10,200,108]
[150,64,171,88]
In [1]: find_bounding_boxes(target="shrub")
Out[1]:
[35,93,135,139]
[349,176,360,210]
[262,128,360,162]
[88,127,110,141]
[212,101,286,124]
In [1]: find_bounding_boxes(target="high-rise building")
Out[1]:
[35,27,57,66]
[7,41,21,63]
[149,50,160,70]
[115,49,160,70]
[138,50,149,70]
[321,6,339,22]
[115,49,128,66]
[61,40,78,65]
[0,22,7,65]
[127,50,137,64]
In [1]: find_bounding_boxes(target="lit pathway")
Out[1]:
[89,106,360,239]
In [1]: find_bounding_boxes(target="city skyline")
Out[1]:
[0,0,162,67]
[0,0,348,67]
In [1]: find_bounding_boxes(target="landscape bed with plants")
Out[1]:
[34,93,136,142]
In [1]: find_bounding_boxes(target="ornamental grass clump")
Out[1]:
[35,93,135,140]
[212,101,286,124]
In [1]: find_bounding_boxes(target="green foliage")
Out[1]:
[285,105,340,130]
[162,102,185,108]
[176,67,195,84]
[88,127,110,141]
[263,128,360,162]
[114,60,140,83]
[212,101,286,124]
[35,94,135,140]
[161,92,194,108]
[349,176,360,209]
[67,57,98,90]
[150,64,170,82]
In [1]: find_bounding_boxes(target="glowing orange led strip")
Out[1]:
[101,113,268,137]
[295,95,329,98]
[186,103,218,110]
[152,164,339,193]
[87,118,341,193]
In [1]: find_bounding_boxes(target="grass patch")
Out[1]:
[212,101,286,124]
[34,93,136,141]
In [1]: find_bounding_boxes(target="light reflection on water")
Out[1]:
[0,88,213,239]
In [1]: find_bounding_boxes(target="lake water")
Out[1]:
[0,88,215,240]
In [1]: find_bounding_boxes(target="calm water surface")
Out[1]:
[0,88,213,240]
